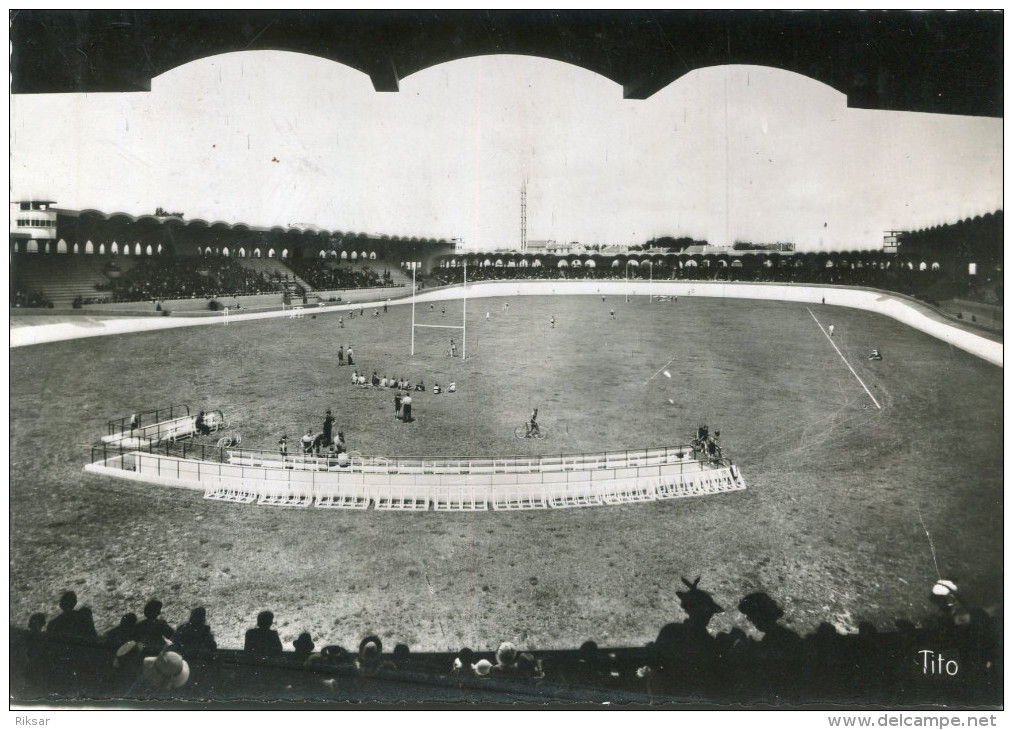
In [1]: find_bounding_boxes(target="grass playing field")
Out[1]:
[9,293,1003,654]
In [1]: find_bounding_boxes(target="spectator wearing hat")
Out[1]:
[105,612,138,648]
[46,590,97,639]
[141,648,190,692]
[356,635,394,676]
[651,577,725,691]
[244,610,283,658]
[321,644,351,666]
[738,592,800,651]
[135,599,174,654]
[171,607,217,662]
[293,632,315,662]
[737,591,803,689]
[491,641,518,676]
[401,394,413,423]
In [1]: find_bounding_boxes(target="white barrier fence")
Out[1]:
[84,447,746,512]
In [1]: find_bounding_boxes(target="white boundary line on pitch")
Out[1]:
[807,307,882,410]
[645,357,676,386]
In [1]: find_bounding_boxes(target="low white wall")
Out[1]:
[11,279,1003,367]
[406,280,1003,367]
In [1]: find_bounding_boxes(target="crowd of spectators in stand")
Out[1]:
[286,258,398,291]
[14,577,1000,703]
[95,258,285,303]
[429,259,987,306]
[10,290,53,308]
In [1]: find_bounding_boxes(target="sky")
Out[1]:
[9,50,1003,252]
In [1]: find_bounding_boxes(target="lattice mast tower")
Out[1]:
[520,180,527,252]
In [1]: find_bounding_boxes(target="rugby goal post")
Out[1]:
[410,261,467,359]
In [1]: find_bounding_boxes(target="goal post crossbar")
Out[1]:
[411,262,468,358]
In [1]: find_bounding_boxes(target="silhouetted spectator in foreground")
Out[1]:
[171,607,217,661]
[293,632,315,662]
[737,592,803,697]
[575,640,605,683]
[135,599,174,653]
[516,652,543,680]
[491,641,517,676]
[451,647,475,676]
[244,610,283,658]
[141,648,191,691]
[651,576,724,690]
[356,635,388,676]
[738,592,802,657]
[105,612,138,648]
[392,643,411,671]
[28,613,46,634]
[46,591,97,639]
[321,644,351,666]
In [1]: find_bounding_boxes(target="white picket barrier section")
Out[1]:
[203,475,259,503]
[373,478,430,511]
[257,471,314,507]
[544,474,603,509]
[490,485,548,510]
[600,477,658,505]
[431,479,490,511]
[87,442,746,512]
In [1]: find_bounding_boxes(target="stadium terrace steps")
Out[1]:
[241,257,312,292]
[11,254,138,307]
[357,259,412,287]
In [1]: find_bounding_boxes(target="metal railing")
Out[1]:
[106,404,190,438]
[98,440,705,472]
[89,438,732,475]
[89,440,737,490]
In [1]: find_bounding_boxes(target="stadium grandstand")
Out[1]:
[9,203,454,309]
[12,202,1001,329]
[427,212,1002,320]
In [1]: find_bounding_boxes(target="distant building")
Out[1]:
[10,200,58,252]
[732,241,795,252]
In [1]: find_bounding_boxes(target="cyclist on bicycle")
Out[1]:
[526,408,541,438]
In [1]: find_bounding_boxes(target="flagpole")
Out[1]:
[410,265,416,356]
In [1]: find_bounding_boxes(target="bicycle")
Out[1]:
[514,423,548,439]
[216,431,242,448]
